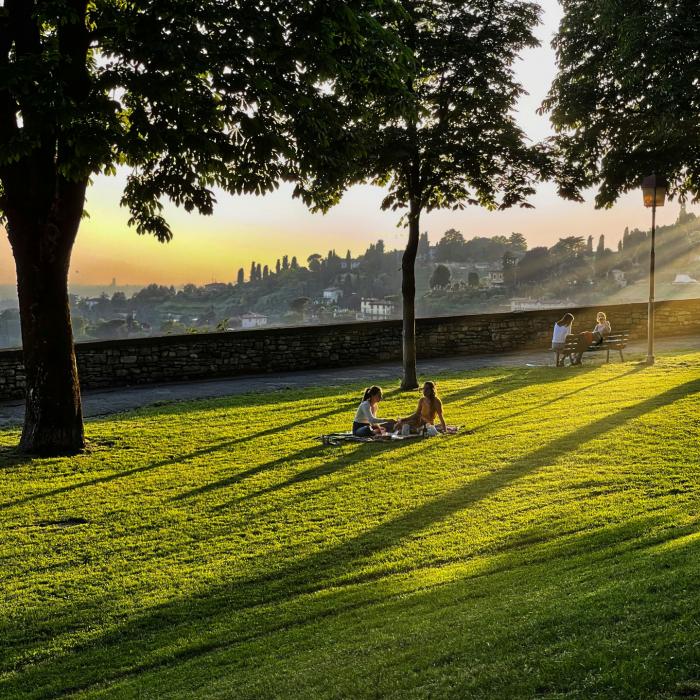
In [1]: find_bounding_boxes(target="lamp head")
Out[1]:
[641,174,668,208]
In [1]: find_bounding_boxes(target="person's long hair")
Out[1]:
[422,381,439,413]
[363,385,383,402]
[557,313,574,326]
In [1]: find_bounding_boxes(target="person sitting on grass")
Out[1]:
[396,381,447,436]
[352,386,396,437]
[552,313,574,366]
[572,311,612,365]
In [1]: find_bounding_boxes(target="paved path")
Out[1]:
[0,335,696,427]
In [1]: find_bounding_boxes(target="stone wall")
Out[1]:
[0,298,698,401]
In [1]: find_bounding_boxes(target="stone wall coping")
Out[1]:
[1,297,690,360]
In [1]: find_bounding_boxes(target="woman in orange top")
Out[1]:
[397,381,447,435]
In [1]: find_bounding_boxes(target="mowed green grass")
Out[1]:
[1,352,700,699]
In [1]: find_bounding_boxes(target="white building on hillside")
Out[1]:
[322,287,343,303]
[509,297,570,312]
[673,273,698,284]
[487,270,504,287]
[241,312,268,329]
[361,298,397,318]
[609,269,627,287]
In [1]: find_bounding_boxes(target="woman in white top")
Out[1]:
[352,386,396,437]
[552,313,574,366]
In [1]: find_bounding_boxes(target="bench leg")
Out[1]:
[606,348,610,363]
[619,349,624,362]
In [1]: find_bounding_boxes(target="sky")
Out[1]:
[0,0,695,287]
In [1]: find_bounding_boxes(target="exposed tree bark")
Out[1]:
[401,160,421,390]
[6,181,87,455]
[0,1,91,454]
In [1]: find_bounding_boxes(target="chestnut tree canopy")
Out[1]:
[0,0,409,454]
[542,0,700,206]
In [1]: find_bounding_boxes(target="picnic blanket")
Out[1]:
[318,425,463,446]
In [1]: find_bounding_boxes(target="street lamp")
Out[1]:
[641,173,668,365]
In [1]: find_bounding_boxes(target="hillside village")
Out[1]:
[0,206,698,348]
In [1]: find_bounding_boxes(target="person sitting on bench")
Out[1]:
[572,312,611,365]
[352,386,397,437]
[552,313,574,366]
[396,381,447,436]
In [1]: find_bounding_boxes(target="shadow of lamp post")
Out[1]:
[641,174,668,365]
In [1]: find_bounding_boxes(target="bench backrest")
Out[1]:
[561,331,630,349]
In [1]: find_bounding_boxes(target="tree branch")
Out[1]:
[0,9,18,146]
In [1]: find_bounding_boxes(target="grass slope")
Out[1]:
[1,352,699,698]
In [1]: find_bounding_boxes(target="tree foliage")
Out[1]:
[0,0,409,235]
[0,0,411,453]
[429,264,451,289]
[542,0,700,206]
[357,0,549,387]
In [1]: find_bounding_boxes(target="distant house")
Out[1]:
[339,259,361,270]
[609,269,627,287]
[241,312,268,329]
[487,270,504,287]
[509,297,570,312]
[673,273,698,285]
[361,298,397,318]
[204,282,229,293]
[322,287,343,304]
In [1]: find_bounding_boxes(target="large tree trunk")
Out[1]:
[7,191,85,455]
[401,196,421,390]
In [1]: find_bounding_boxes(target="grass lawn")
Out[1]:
[1,350,700,698]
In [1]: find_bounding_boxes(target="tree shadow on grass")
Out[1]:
[0,398,359,512]
[471,363,648,431]
[4,378,698,697]
[206,376,700,603]
[441,365,596,406]
[13,495,700,699]
[211,439,419,510]
[171,443,330,503]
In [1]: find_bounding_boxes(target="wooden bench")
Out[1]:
[553,331,630,366]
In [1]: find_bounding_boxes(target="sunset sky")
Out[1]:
[0,0,695,287]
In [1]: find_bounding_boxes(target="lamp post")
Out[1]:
[641,174,667,365]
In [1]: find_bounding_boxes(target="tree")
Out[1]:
[516,246,551,285]
[467,271,479,288]
[417,231,430,259]
[282,255,289,271]
[237,268,245,285]
[290,256,299,270]
[250,262,257,284]
[542,0,700,206]
[364,0,548,387]
[429,264,451,289]
[276,259,281,275]
[307,254,322,273]
[111,291,127,308]
[587,235,594,255]
[507,232,527,254]
[289,296,310,318]
[596,235,605,257]
[262,265,269,279]
[0,1,408,454]
[434,229,466,262]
